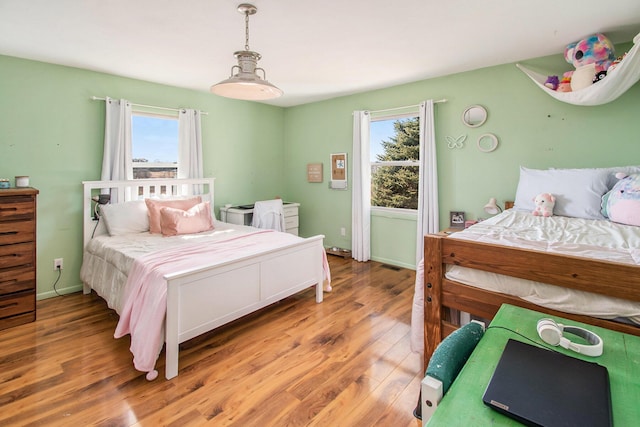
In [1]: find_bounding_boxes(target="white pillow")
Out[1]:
[514,167,609,220]
[551,166,640,190]
[100,200,150,236]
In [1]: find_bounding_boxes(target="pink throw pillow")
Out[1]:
[159,202,214,236]
[145,197,202,234]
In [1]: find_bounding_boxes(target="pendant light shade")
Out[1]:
[210,4,283,101]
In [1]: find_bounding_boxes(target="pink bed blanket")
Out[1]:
[114,230,330,378]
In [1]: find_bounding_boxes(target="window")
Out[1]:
[370,114,420,210]
[131,112,179,179]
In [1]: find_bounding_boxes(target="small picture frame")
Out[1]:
[449,211,466,228]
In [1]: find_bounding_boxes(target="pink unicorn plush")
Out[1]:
[602,173,640,226]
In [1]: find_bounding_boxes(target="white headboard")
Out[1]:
[82,178,215,248]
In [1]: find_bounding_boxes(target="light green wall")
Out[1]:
[0,55,285,299]
[371,210,418,269]
[284,41,640,268]
[2,39,639,298]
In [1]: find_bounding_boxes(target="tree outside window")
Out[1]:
[371,116,420,209]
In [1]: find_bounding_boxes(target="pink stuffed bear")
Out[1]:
[533,193,555,217]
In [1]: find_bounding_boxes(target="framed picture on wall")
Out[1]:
[449,211,465,228]
[329,153,347,189]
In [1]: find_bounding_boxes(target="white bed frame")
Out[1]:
[82,178,326,379]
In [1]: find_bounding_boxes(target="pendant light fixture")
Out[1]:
[210,3,283,101]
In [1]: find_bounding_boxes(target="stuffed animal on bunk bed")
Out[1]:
[547,33,616,92]
[601,173,640,227]
[532,193,555,217]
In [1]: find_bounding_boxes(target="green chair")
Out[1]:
[414,320,485,424]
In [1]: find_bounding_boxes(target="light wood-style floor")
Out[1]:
[0,257,424,426]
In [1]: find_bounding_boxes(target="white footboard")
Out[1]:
[163,235,325,379]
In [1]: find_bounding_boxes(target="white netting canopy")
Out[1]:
[517,33,640,106]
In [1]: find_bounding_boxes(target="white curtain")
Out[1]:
[101,97,132,182]
[415,100,439,266]
[178,109,203,179]
[351,111,371,262]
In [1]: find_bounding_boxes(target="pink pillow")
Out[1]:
[159,202,214,236]
[145,197,202,234]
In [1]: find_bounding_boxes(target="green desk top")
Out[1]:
[426,304,640,426]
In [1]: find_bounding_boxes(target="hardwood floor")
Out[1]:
[0,257,424,426]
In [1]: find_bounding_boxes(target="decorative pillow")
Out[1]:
[100,200,149,236]
[601,173,640,226]
[159,201,214,236]
[604,166,640,189]
[145,197,202,234]
[514,167,609,220]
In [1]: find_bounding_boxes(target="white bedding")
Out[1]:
[410,210,640,354]
[80,220,309,314]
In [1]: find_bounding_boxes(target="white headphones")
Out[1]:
[536,318,603,357]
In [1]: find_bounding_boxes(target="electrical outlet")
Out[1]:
[54,258,63,271]
[340,227,346,237]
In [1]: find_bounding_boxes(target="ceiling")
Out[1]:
[1,0,639,107]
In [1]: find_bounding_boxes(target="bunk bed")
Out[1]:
[414,167,640,371]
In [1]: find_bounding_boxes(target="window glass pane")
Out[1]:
[371,117,419,162]
[370,120,395,162]
[371,165,419,209]
[370,115,420,209]
[132,114,179,179]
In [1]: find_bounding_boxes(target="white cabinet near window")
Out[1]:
[220,202,300,235]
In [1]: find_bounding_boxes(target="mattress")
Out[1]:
[410,210,640,353]
[80,220,305,314]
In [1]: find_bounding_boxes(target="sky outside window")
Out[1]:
[370,117,414,161]
[132,115,178,163]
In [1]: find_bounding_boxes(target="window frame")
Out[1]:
[370,111,420,212]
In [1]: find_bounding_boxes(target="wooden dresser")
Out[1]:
[0,187,38,330]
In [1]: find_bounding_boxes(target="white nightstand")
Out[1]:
[220,202,300,235]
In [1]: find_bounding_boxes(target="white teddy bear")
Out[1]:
[533,193,555,217]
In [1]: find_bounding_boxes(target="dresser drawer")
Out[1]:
[0,197,35,222]
[0,290,35,319]
[0,266,35,294]
[283,205,298,217]
[0,242,34,269]
[0,221,35,245]
[285,215,299,229]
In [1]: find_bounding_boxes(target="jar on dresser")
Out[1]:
[0,187,38,330]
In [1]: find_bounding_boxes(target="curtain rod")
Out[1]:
[368,99,447,115]
[90,96,209,115]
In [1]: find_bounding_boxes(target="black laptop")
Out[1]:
[483,339,612,427]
